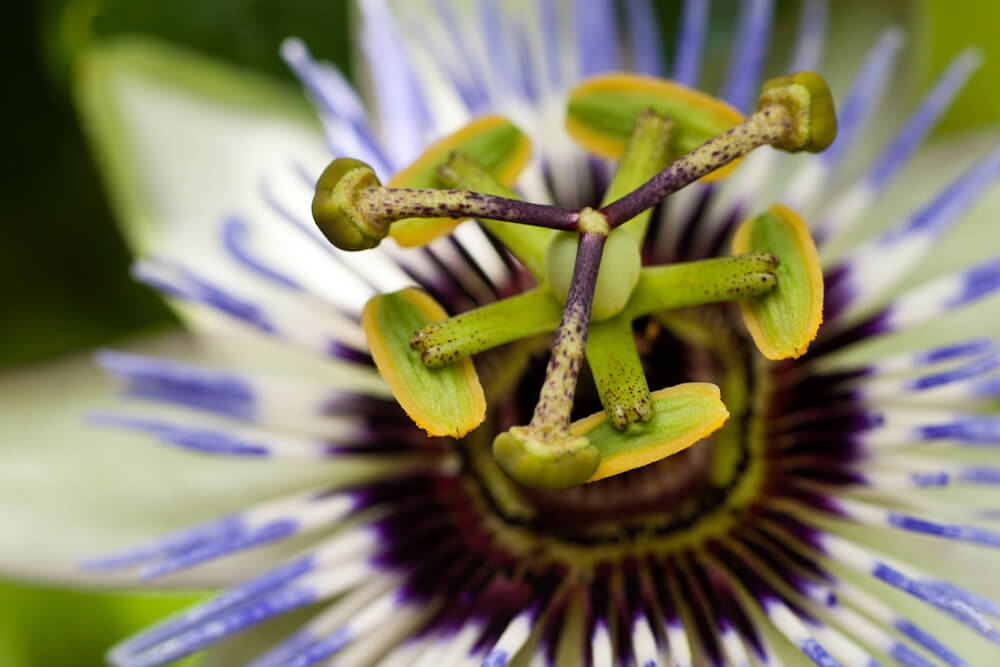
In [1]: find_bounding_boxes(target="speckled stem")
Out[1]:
[527,232,606,437]
[356,186,580,231]
[601,105,792,227]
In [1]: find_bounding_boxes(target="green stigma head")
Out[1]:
[312,158,387,251]
[493,426,600,489]
[757,71,837,153]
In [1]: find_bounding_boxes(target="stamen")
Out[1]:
[410,287,561,367]
[586,317,651,428]
[572,109,671,427]
[409,253,778,372]
[623,253,778,318]
[309,74,833,485]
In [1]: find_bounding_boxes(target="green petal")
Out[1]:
[386,116,531,247]
[565,73,743,181]
[571,383,729,482]
[362,288,486,437]
[74,37,324,254]
[732,204,823,360]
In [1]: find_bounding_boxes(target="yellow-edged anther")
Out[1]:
[758,72,837,153]
[732,204,824,360]
[566,73,744,181]
[312,158,386,250]
[570,383,730,482]
[363,288,486,437]
[387,115,531,247]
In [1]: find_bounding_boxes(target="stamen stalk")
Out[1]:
[623,252,779,319]
[410,287,562,367]
[600,109,674,240]
[586,316,651,429]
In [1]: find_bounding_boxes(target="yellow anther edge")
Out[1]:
[362,287,486,437]
[387,115,532,247]
[565,73,745,182]
[731,203,824,360]
[571,382,730,482]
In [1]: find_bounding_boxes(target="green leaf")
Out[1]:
[362,288,486,437]
[731,204,824,360]
[923,0,1000,133]
[387,116,531,247]
[565,73,743,181]
[0,582,202,667]
[571,383,729,482]
[46,0,351,88]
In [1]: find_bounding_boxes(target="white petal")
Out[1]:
[74,37,329,256]
[822,124,1000,364]
[0,332,372,587]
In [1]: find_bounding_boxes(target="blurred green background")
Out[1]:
[4,0,1000,665]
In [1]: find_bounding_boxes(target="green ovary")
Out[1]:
[544,227,642,321]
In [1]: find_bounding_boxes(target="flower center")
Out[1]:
[326,70,835,489]
[463,306,766,550]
